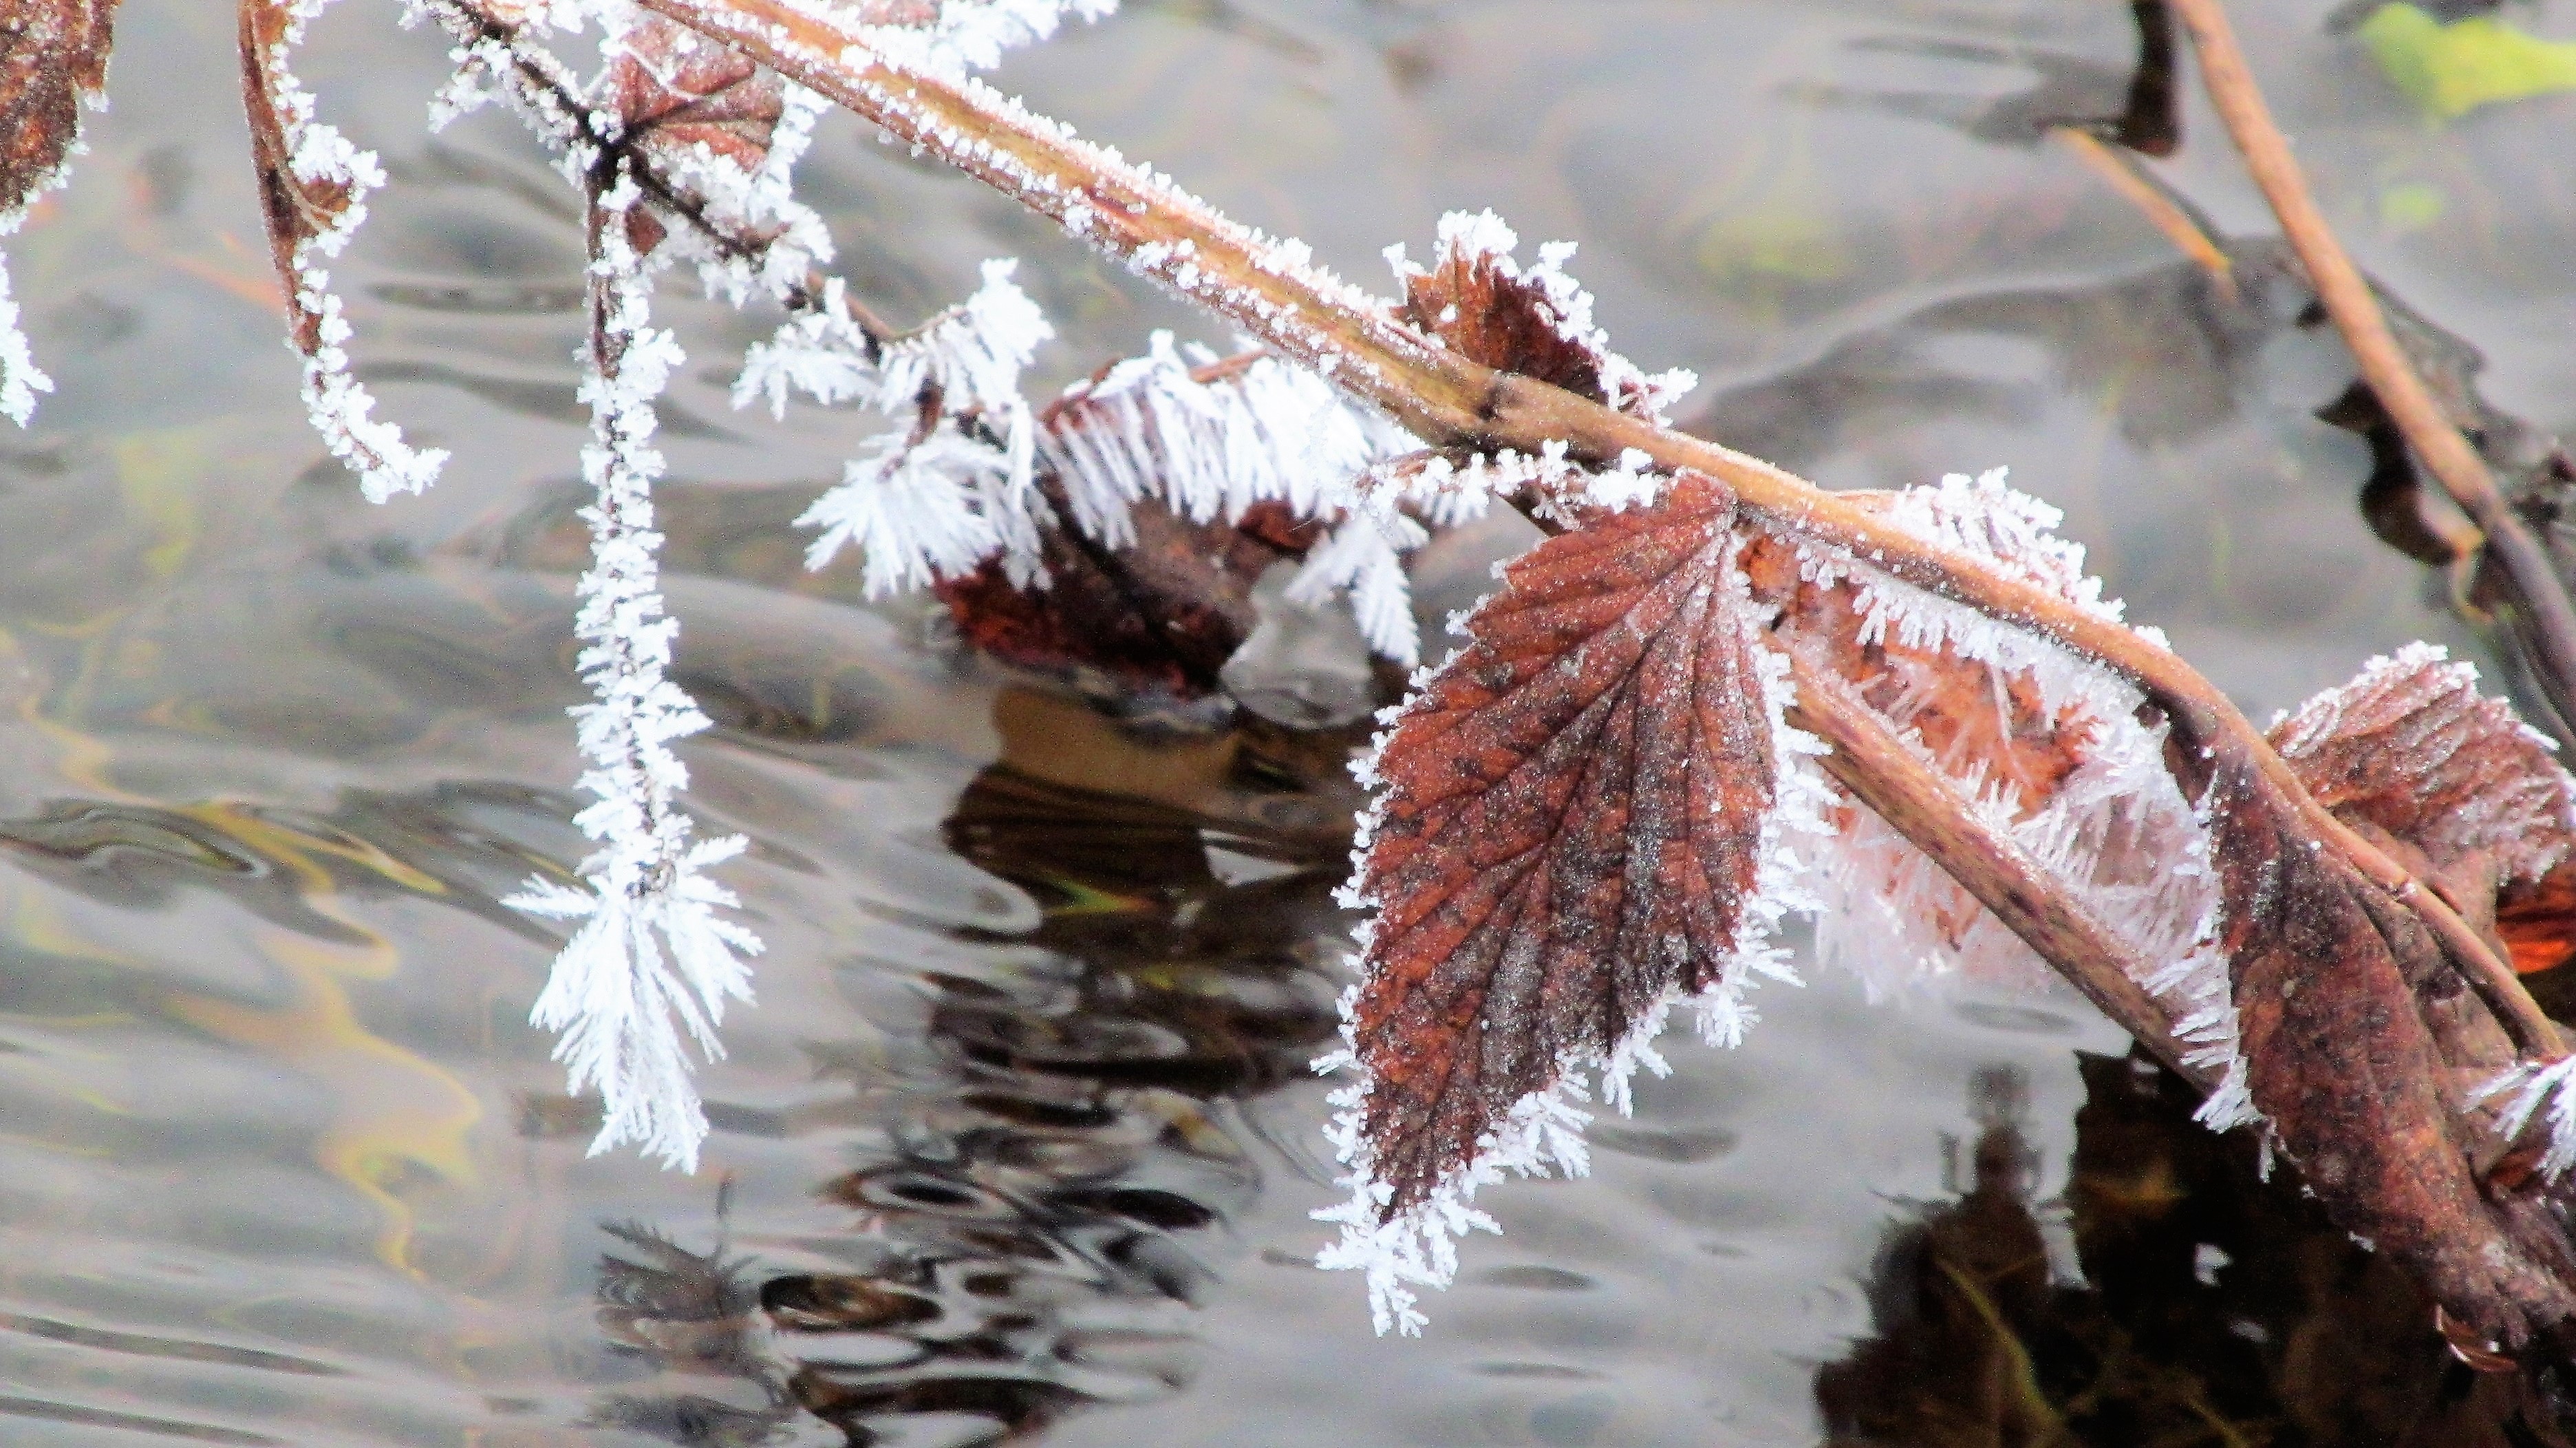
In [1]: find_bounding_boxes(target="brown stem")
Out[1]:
[1781,653,2205,1085]
[2168,0,2576,733]
[643,0,2562,1062]
[2049,127,2234,299]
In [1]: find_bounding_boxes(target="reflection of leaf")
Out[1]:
[2359,4,2576,119]
[1820,1054,2576,1446]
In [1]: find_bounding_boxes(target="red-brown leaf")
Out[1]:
[606,15,782,171]
[2209,759,2576,1352]
[603,14,786,256]
[1,0,120,214]
[2271,645,2576,886]
[1396,225,1669,419]
[934,498,1318,700]
[1346,473,1794,1213]
[2271,646,2576,978]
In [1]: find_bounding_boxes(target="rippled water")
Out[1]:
[2,0,2571,1442]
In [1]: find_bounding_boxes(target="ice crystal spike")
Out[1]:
[509,172,758,1174]
[2485,1056,2576,1182]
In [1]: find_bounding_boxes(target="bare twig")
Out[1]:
[2167,0,2576,733]
[639,0,2564,1063]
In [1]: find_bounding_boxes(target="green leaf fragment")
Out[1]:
[2359,3,2576,120]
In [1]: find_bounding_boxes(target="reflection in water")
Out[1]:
[588,738,1354,1444]
[1818,1055,2576,1446]
[1825,0,2180,155]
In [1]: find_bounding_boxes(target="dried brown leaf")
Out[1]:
[1741,526,2091,817]
[1344,473,1798,1213]
[2271,644,2576,888]
[934,497,1316,700]
[1735,498,2115,983]
[2210,758,2576,1352]
[601,14,787,257]
[1395,222,1673,419]
[2270,646,2576,978]
[0,0,120,215]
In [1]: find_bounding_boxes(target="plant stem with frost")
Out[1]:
[506,163,759,1174]
[641,0,2559,1064]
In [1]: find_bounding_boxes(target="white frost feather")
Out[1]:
[508,180,759,1173]
[797,423,1012,595]
[2482,1056,2576,1182]
[1796,469,2254,1130]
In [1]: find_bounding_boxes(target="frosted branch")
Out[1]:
[507,169,759,1173]
[244,0,450,500]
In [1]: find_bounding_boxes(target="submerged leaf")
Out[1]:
[2358,3,2576,120]
[1318,473,1825,1332]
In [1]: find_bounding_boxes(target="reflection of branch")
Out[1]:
[2169,0,2576,731]
[640,0,2561,1063]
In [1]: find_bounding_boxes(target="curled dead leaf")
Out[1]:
[2209,755,2576,1354]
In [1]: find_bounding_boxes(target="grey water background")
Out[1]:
[0,0,2568,1442]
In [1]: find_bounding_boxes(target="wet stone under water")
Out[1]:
[0,0,2572,1442]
